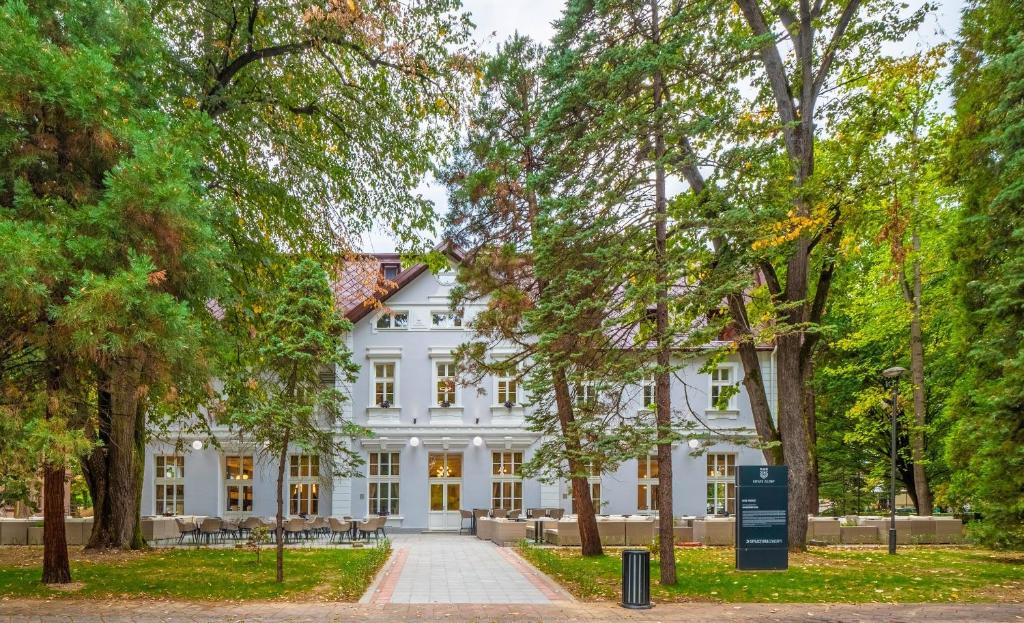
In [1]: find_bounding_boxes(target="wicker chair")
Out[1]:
[491,508,508,519]
[283,517,307,543]
[239,516,262,539]
[458,510,473,535]
[507,509,521,521]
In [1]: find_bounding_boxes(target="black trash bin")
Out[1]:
[620,549,652,609]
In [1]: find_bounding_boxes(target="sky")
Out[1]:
[361,0,966,253]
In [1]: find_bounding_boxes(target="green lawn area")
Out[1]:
[519,544,1024,603]
[0,545,389,601]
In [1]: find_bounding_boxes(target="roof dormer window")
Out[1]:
[382,263,400,282]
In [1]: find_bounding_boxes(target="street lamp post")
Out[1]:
[881,366,907,555]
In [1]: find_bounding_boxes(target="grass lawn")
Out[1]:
[0,544,390,601]
[519,544,1024,603]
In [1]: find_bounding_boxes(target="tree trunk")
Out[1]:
[42,364,71,584]
[804,360,819,515]
[276,428,290,583]
[650,0,677,585]
[907,231,932,515]
[130,400,147,549]
[552,367,602,556]
[83,382,112,548]
[88,361,144,550]
[777,333,811,551]
[42,464,71,584]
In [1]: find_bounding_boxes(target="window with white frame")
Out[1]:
[368,452,400,515]
[637,455,659,512]
[574,382,598,407]
[641,377,656,410]
[496,367,519,406]
[710,365,737,410]
[154,455,184,515]
[375,311,409,330]
[373,362,397,407]
[289,455,319,516]
[706,453,736,515]
[491,451,523,510]
[434,361,457,406]
[224,454,254,513]
[431,310,463,328]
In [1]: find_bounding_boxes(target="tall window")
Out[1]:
[431,310,463,328]
[289,455,319,516]
[435,361,457,406]
[496,369,519,406]
[637,455,659,512]
[491,451,523,510]
[706,453,736,515]
[154,455,184,515]
[369,452,400,515]
[641,377,656,410]
[225,454,254,513]
[376,311,409,330]
[373,362,396,406]
[710,365,737,410]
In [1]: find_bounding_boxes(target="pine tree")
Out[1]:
[221,258,362,582]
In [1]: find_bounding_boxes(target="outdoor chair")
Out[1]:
[239,516,262,539]
[507,509,521,521]
[313,516,330,537]
[174,517,198,544]
[549,508,565,520]
[198,517,223,544]
[284,517,307,543]
[374,515,387,539]
[491,508,507,519]
[220,518,240,540]
[328,517,351,543]
[458,509,473,535]
[356,516,382,541]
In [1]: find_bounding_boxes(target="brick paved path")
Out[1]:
[362,533,569,604]
[1,599,1022,622]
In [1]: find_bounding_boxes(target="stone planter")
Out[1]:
[840,525,879,544]
[27,526,44,545]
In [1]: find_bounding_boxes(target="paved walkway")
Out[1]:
[362,533,569,604]
[1,600,1022,622]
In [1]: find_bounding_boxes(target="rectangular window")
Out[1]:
[289,455,319,516]
[706,453,736,515]
[154,455,184,515]
[431,310,463,328]
[375,311,409,330]
[373,362,396,406]
[496,368,519,406]
[368,452,400,515]
[574,382,597,407]
[710,365,736,410]
[637,455,659,512]
[641,377,656,410]
[224,454,254,513]
[435,361,457,406]
[491,452,523,510]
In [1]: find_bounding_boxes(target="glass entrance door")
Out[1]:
[428,453,462,531]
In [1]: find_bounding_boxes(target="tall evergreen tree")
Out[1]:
[947,0,1024,547]
[221,258,362,582]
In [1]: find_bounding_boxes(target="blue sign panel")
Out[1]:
[735,465,788,571]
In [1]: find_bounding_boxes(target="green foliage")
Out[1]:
[946,0,1024,548]
[221,258,363,479]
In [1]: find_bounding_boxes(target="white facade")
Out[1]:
[142,257,773,530]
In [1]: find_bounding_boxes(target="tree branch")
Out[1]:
[812,0,862,101]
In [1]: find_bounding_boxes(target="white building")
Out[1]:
[142,251,774,531]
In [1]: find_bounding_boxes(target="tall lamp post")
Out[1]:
[881,366,907,555]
